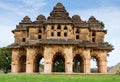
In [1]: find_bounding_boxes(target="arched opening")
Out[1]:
[19,55,26,72]
[90,56,100,73]
[51,32,54,36]
[64,32,67,37]
[76,29,80,33]
[57,25,61,29]
[64,26,67,30]
[52,52,65,72]
[34,54,44,73]
[76,35,79,39]
[51,25,54,29]
[38,35,42,39]
[73,54,84,73]
[38,29,42,33]
[92,32,96,36]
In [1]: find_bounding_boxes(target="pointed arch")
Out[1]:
[73,54,84,73]
[33,54,43,72]
[64,26,67,30]
[76,29,80,33]
[57,25,61,29]
[52,52,65,72]
[90,53,105,73]
[19,55,26,72]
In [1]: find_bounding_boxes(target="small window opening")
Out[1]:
[92,32,96,36]
[92,38,95,42]
[57,25,61,29]
[38,35,41,39]
[57,32,61,37]
[51,32,54,36]
[51,26,54,29]
[38,29,42,33]
[64,26,67,30]
[64,33,67,37]
[76,35,79,39]
[76,29,79,33]
[23,38,26,42]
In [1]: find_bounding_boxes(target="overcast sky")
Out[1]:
[0,0,120,67]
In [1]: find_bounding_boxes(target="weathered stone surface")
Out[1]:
[7,2,113,74]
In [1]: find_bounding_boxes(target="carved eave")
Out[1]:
[7,40,114,52]
[46,20,73,24]
[91,43,114,52]
[90,29,107,34]
[12,28,27,33]
[6,43,22,49]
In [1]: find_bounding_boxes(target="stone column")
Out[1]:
[98,51,107,73]
[26,47,36,73]
[44,61,52,73]
[11,49,20,73]
[64,46,73,73]
[44,47,52,73]
[98,61,107,73]
[83,49,90,73]
[65,62,73,73]
[84,59,90,73]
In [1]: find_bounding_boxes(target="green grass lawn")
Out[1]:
[0,74,120,82]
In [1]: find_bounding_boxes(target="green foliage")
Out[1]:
[73,59,81,72]
[105,42,113,48]
[98,20,105,28]
[91,68,98,73]
[0,47,12,73]
[39,64,44,69]
[0,74,120,82]
[116,70,120,75]
[53,59,65,72]
[100,21,105,28]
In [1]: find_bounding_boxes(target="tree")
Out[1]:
[73,59,81,72]
[0,47,12,73]
[53,59,65,72]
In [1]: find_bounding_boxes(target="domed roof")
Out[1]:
[88,16,97,22]
[36,15,46,21]
[54,2,65,8]
[21,16,32,23]
[72,15,81,22]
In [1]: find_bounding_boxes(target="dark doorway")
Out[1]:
[73,54,84,73]
[19,55,26,72]
[34,55,44,72]
[52,52,65,72]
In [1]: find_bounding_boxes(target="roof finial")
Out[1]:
[55,2,64,8]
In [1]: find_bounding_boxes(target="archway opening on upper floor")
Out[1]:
[73,54,84,73]
[52,52,65,72]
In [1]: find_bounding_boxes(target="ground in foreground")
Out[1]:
[0,74,119,82]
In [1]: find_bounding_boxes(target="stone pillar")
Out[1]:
[83,49,90,73]
[98,61,107,73]
[44,61,52,73]
[64,46,73,73]
[84,59,90,73]
[98,51,107,73]
[11,49,20,73]
[65,62,73,73]
[44,47,52,73]
[26,47,36,73]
